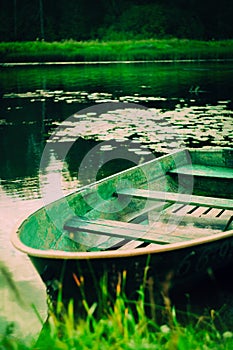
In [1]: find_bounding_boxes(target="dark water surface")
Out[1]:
[0,61,233,338]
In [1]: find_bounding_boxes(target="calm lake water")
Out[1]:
[0,61,233,338]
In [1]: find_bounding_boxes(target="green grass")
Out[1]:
[1,266,233,350]
[0,39,233,63]
[1,293,233,350]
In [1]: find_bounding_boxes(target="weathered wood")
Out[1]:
[148,204,231,230]
[188,148,233,168]
[203,208,223,218]
[64,215,219,248]
[220,210,233,219]
[187,206,209,217]
[162,212,229,230]
[169,164,233,179]
[64,217,174,244]
[117,240,146,250]
[80,202,170,250]
[117,188,233,210]
[172,204,194,215]
[223,214,233,232]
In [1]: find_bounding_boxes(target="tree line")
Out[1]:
[0,0,233,42]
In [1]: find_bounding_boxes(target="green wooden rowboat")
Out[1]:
[12,148,233,311]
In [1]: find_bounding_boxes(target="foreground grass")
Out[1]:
[1,294,233,350]
[1,271,233,350]
[0,39,233,63]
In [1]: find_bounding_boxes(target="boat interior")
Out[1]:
[17,149,233,253]
[63,148,233,252]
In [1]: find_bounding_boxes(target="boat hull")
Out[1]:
[29,233,233,314]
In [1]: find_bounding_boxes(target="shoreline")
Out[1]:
[1,58,233,68]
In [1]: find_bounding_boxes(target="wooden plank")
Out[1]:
[83,201,158,249]
[218,209,233,219]
[117,188,233,210]
[117,240,145,250]
[148,204,180,224]
[81,202,170,250]
[169,164,233,179]
[171,204,194,215]
[64,217,177,244]
[162,223,220,237]
[187,206,209,217]
[203,208,223,218]
[219,210,233,231]
[224,216,233,231]
[64,216,219,247]
[147,243,164,249]
[162,213,228,230]
[150,205,231,231]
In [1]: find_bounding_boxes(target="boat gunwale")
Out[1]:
[11,223,233,260]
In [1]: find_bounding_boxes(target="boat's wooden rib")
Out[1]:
[117,188,233,210]
[117,240,148,250]
[171,204,194,215]
[146,204,229,231]
[202,208,223,217]
[187,206,210,217]
[191,208,231,230]
[223,215,233,232]
[219,209,233,219]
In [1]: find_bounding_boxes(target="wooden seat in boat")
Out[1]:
[168,164,233,179]
[64,196,233,250]
[64,215,220,246]
[116,188,233,210]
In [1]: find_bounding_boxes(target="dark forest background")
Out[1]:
[0,0,233,42]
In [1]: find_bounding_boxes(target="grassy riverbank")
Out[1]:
[1,270,233,350]
[1,292,233,349]
[0,39,233,63]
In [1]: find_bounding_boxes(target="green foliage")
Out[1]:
[114,4,167,39]
[0,39,233,63]
[102,3,205,41]
[1,268,233,349]
[32,271,233,349]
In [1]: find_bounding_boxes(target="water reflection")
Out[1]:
[1,62,233,100]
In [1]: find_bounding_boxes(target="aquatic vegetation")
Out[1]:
[3,89,233,153]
